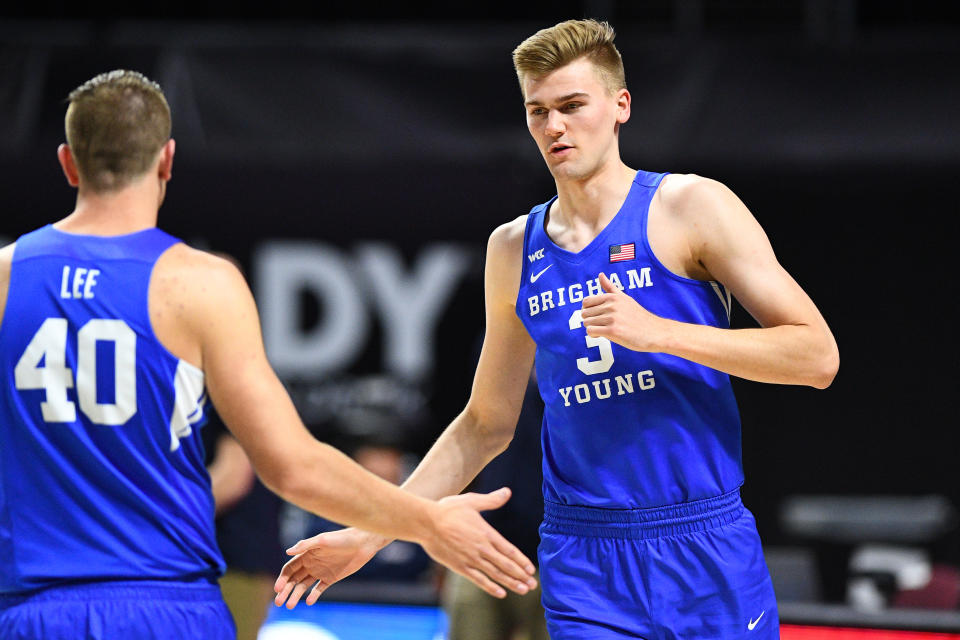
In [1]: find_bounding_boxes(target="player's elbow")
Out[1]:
[481,419,517,458]
[253,449,315,506]
[488,429,515,457]
[255,464,294,502]
[809,342,839,389]
[265,464,318,508]
[464,402,516,457]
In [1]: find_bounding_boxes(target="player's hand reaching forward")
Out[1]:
[274,487,537,608]
[421,488,537,598]
[275,527,385,608]
[581,272,667,352]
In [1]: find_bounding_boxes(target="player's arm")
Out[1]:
[580,175,839,388]
[0,243,15,331]
[400,216,537,499]
[152,246,534,598]
[275,217,538,607]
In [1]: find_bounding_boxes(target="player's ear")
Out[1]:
[57,144,80,187]
[158,139,175,181]
[615,88,631,125]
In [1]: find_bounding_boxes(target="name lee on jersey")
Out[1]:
[60,265,100,299]
[526,267,653,317]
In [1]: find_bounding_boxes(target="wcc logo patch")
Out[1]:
[609,242,635,263]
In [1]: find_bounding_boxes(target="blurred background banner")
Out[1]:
[2,0,959,634]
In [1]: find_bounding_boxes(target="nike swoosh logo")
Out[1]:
[748,611,765,630]
[530,264,553,283]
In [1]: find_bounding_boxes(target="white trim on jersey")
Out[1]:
[169,360,207,452]
[710,281,732,323]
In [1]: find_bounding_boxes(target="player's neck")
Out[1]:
[552,161,636,228]
[56,178,163,236]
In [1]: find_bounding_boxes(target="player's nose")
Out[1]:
[544,110,565,137]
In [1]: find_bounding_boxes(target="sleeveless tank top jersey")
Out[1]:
[516,170,744,509]
[0,225,223,595]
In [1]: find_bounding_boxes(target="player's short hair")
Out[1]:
[65,70,171,192]
[512,19,626,97]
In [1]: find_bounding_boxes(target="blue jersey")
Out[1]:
[516,170,743,509]
[0,225,223,595]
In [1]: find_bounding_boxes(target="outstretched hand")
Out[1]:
[420,487,537,599]
[581,272,665,352]
[274,487,537,609]
[274,527,384,608]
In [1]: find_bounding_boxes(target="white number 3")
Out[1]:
[14,318,138,425]
[568,309,614,375]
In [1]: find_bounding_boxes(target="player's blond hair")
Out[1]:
[65,70,171,193]
[512,19,626,97]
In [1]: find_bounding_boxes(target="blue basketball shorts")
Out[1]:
[0,579,235,640]
[539,489,779,640]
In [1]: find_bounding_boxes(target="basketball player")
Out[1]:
[0,70,536,639]
[275,19,838,639]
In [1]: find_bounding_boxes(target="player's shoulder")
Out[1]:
[0,242,14,289]
[0,242,14,268]
[487,214,528,256]
[657,173,750,237]
[485,215,529,302]
[659,173,737,212]
[0,242,16,330]
[149,245,252,362]
[153,244,248,308]
[157,244,243,280]
[0,242,14,313]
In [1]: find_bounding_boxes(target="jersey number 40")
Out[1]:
[14,317,137,425]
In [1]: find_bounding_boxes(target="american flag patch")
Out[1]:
[609,242,635,263]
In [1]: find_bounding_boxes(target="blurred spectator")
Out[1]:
[209,433,256,517]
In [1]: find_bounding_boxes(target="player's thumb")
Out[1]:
[286,542,305,555]
[472,487,512,511]
[599,272,618,293]
[286,538,315,555]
